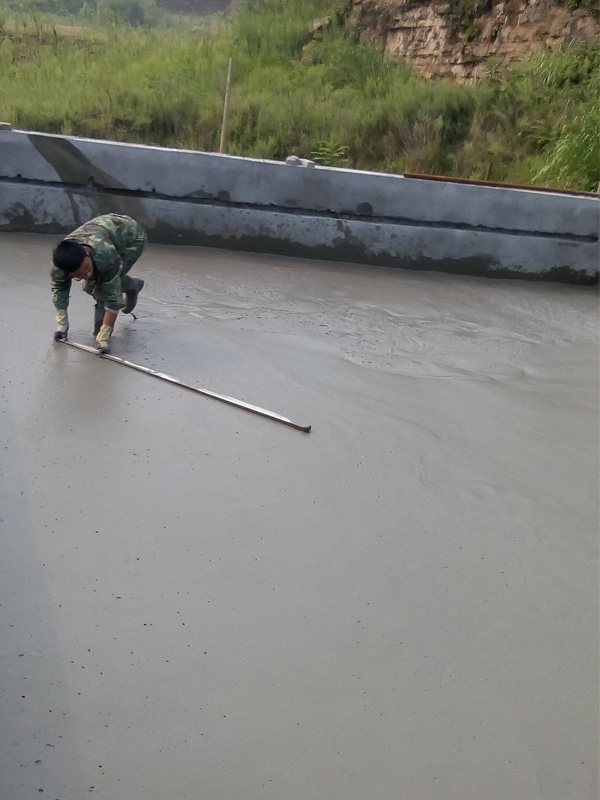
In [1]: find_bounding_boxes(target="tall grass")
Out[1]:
[0,0,598,190]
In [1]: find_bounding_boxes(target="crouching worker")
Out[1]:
[51,213,147,354]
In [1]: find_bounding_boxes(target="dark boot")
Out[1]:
[121,276,144,315]
[93,303,105,336]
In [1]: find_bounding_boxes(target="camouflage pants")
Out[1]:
[81,271,141,300]
[81,227,147,308]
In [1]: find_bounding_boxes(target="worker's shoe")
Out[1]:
[93,303,105,337]
[121,276,144,315]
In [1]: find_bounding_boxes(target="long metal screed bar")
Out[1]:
[58,339,312,433]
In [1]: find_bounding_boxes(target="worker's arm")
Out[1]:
[51,265,71,340]
[91,247,125,354]
[95,308,119,354]
[53,309,69,341]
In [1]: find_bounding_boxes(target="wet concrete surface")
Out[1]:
[1,232,598,800]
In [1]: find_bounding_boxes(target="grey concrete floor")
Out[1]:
[1,232,598,800]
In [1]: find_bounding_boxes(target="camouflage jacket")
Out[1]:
[51,214,146,312]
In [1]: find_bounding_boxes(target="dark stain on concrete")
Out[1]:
[356,202,373,216]
[148,218,598,285]
[27,135,91,224]
[1,173,598,284]
[28,134,118,189]
[4,168,598,244]
[183,188,212,200]
[26,135,148,227]
[0,203,65,234]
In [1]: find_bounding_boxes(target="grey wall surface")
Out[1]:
[1,127,598,283]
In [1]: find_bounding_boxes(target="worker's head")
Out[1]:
[52,240,94,281]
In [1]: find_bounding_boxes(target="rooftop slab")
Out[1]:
[1,233,598,800]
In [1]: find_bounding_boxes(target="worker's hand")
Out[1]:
[96,323,113,355]
[54,309,69,341]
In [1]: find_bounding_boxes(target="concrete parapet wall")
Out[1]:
[1,128,598,283]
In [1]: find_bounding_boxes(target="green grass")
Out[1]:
[0,0,598,191]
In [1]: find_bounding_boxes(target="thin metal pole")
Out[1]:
[219,57,233,154]
[58,339,311,433]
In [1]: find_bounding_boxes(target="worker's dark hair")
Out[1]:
[52,239,87,273]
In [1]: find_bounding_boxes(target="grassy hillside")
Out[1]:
[0,0,598,190]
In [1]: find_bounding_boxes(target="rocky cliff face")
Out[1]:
[348,0,599,82]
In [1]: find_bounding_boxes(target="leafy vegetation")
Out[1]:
[553,0,598,15]
[0,0,598,191]
[2,0,157,26]
[454,45,600,189]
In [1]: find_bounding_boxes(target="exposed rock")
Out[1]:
[348,0,599,81]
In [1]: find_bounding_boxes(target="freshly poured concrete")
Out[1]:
[0,232,598,800]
